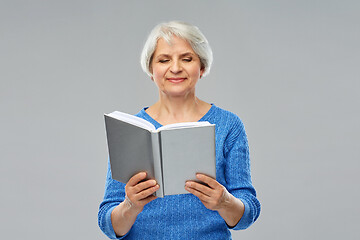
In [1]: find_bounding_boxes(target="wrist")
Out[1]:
[217,193,244,228]
[122,197,142,217]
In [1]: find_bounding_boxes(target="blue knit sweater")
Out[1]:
[98,105,260,239]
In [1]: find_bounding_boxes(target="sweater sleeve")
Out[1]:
[98,160,129,239]
[223,117,261,230]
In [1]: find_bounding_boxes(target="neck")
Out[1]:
[147,92,211,125]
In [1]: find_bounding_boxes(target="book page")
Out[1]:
[106,111,156,131]
[157,121,211,131]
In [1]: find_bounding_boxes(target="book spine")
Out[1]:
[151,132,164,197]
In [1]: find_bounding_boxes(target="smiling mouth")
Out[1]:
[167,78,186,83]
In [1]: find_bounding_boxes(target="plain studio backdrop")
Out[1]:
[1,1,359,239]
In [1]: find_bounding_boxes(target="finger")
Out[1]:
[196,173,219,189]
[134,184,160,201]
[140,194,158,205]
[127,172,147,186]
[185,181,213,197]
[133,179,157,194]
[185,184,211,202]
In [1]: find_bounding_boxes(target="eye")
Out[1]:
[159,59,169,63]
[183,58,192,62]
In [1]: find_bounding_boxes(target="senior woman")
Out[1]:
[98,21,260,239]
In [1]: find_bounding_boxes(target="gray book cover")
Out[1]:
[160,126,216,195]
[104,113,216,197]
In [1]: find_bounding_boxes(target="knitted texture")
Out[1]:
[98,105,261,239]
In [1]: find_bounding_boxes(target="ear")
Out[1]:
[200,68,205,79]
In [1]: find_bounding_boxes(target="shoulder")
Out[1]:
[211,105,245,133]
[211,106,249,154]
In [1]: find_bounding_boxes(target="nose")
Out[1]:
[170,60,182,74]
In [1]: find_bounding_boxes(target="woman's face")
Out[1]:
[151,36,204,98]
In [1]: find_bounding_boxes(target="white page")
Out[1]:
[106,111,156,131]
[157,121,211,131]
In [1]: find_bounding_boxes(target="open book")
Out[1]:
[104,111,216,197]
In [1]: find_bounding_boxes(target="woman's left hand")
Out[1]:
[185,173,231,211]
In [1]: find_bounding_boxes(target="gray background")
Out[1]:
[1,0,359,239]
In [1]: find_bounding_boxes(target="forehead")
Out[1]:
[153,36,196,55]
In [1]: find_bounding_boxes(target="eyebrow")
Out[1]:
[155,52,196,59]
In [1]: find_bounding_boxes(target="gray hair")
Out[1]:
[140,21,213,77]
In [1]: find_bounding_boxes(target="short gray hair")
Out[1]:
[140,21,213,77]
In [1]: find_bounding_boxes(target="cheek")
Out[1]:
[151,68,166,85]
[191,66,202,77]
[152,70,162,82]
[153,63,170,79]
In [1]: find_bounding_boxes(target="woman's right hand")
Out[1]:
[124,172,159,214]
[111,172,159,237]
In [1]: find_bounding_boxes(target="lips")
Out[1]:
[167,77,186,83]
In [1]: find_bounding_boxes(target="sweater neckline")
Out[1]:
[139,104,216,129]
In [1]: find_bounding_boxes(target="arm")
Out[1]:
[222,117,261,229]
